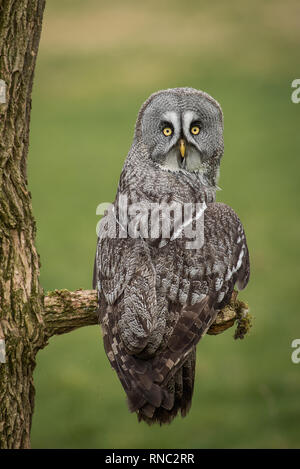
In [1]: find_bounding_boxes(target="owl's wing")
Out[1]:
[95,210,159,354]
[135,202,250,416]
[95,201,250,416]
[96,230,168,411]
[204,201,250,307]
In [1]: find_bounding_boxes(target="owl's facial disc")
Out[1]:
[137,90,224,180]
[151,110,204,172]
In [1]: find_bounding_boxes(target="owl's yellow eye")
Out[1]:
[163,127,173,137]
[190,125,200,135]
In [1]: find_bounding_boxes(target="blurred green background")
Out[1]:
[28,0,300,448]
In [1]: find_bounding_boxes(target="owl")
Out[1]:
[93,87,250,425]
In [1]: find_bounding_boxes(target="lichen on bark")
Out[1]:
[0,0,46,449]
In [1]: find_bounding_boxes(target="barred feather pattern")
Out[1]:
[94,88,250,424]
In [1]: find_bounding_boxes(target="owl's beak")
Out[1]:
[179,138,186,158]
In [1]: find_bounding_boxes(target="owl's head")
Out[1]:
[134,87,224,185]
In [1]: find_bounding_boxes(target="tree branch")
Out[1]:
[43,289,251,340]
[43,289,98,337]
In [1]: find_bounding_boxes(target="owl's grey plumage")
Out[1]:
[93,87,250,424]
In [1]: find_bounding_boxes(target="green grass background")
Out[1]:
[28,0,300,448]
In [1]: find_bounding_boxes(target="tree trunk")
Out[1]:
[0,0,46,448]
[0,0,250,449]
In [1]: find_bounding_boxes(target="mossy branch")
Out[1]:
[42,289,251,340]
[43,289,98,337]
[207,293,252,339]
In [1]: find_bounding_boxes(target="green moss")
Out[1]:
[46,289,75,314]
[234,300,253,340]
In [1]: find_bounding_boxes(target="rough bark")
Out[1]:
[0,0,251,449]
[43,289,99,337]
[0,0,46,449]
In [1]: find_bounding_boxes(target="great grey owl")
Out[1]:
[93,87,250,425]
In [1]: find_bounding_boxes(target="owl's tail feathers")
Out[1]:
[135,349,196,425]
[126,296,216,425]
